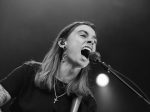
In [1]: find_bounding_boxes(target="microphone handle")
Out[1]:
[97,60,111,72]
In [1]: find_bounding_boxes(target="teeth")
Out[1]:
[82,47,92,52]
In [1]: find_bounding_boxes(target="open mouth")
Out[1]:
[81,48,91,59]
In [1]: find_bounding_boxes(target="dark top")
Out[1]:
[0,62,97,112]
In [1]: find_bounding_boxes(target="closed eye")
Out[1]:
[78,30,88,38]
[80,34,87,38]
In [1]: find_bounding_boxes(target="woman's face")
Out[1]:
[65,24,97,68]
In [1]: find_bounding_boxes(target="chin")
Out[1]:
[79,61,89,68]
[68,56,89,68]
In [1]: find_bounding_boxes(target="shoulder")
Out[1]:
[23,60,41,72]
[0,61,41,83]
[24,60,41,68]
[10,60,42,81]
[0,61,42,99]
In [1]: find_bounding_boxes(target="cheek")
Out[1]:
[67,38,82,50]
[67,34,83,44]
[66,42,80,56]
[93,45,96,52]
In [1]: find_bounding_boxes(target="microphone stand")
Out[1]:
[99,60,150,105]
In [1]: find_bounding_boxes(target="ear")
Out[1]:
[58,38,67,49]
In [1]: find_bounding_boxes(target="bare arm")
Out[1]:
[0,84,11,107]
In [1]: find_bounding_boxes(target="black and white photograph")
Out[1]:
[0,0,150,112]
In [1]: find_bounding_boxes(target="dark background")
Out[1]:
[0,0,150,112]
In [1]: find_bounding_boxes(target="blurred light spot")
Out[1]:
[96,73,109,87]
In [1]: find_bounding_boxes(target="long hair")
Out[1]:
[35,21,96,96]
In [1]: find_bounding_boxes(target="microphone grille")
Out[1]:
[89,52,101,63]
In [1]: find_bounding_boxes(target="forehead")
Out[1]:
[73,25,96,37]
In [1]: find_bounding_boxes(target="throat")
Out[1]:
[57,61,81,83]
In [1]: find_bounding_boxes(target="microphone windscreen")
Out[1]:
[89,52,101,63]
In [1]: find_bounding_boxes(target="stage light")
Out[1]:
[96,73,109,87]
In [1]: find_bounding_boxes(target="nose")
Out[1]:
[87,39,94,45]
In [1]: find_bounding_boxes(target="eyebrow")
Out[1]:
[78,30,97,39]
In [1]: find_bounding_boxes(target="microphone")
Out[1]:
[89,52,110,70]
[89,52,101,63]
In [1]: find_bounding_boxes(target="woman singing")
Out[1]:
[0,21,98,112]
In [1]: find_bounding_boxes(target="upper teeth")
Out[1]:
[82,47,92,52]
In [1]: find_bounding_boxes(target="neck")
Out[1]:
[56,60,81,83]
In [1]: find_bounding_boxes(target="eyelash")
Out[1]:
[80,34,87,38]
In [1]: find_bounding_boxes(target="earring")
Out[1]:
[61,41,67,50]
[61,52,67,63]
[60,40,65,46]
[58,38,66,48]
